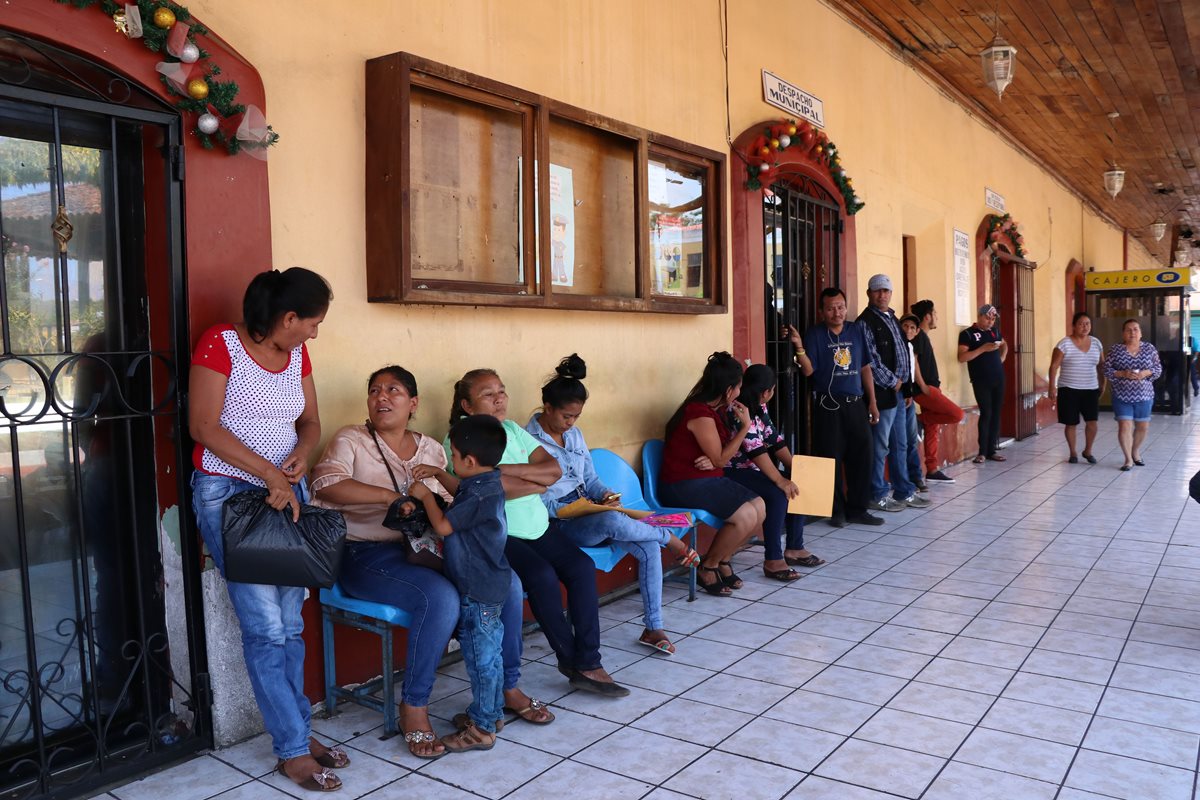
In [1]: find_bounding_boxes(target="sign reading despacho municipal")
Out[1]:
[762,70,824,128]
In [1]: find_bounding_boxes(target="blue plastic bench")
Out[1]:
[320,582,411,738]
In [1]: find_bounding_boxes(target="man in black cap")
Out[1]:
[958,304,1008,463]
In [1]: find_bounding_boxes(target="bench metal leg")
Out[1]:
[381,626,397,739]
[687,524,697,602]
[322,609,337,718]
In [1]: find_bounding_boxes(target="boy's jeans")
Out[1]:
[191,472,311,761]
[459,596,505,734]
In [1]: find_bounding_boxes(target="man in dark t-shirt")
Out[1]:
[910,300,964,482]
[957,304,1008,463]
[788,287,883,527]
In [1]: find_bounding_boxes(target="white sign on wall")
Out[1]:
[985,187,1006,213]
[762,70,825,128]
[954,229,972,325]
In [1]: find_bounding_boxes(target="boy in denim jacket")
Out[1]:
[410,414,510,752]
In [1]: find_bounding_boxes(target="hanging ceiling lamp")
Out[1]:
[1103,112,1125,199]
[1150,221,1167,241]
[980,7,1018,100]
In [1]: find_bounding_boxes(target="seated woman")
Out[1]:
[525,354,701,656]
[311,366,548,760]
[659,352,766,596]
[419,368,629,697]
[725,364,823,582]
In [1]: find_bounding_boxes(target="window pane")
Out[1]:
[409,86,525,286]
[547,117,636,297]
[649,157,707,299]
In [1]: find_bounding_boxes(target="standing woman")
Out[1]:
[526,354,701,656]
[419,369,629,697]
[725,364,823,582]
[189,268,345,792]
[1048,312,1105,464]
[1103,319,1162,470]
[659,352,766,596]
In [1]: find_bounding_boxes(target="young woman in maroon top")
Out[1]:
[659,352,766,596]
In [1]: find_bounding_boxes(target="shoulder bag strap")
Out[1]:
[365,421,403,494]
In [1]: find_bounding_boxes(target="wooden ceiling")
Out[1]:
[826,0,1200,265]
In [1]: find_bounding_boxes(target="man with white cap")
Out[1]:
[958,303,1008,463]
[857,274,931,512]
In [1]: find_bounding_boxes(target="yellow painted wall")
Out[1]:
[186,0,1142,453]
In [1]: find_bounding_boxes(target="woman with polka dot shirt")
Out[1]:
[188,267,344,793]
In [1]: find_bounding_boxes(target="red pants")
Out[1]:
[915,386,965,472]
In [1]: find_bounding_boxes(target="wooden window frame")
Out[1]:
[366,52,726,314]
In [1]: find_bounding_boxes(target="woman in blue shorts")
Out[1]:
[658,352,765,596]
[1103,319,1162,471]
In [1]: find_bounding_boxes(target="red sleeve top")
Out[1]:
[660,402,728,484]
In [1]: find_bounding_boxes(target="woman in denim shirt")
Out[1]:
[525,354,700,656]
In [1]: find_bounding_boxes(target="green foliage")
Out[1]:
[0,140,100,187]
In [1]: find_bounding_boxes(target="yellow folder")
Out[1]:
[786,455,836,518]
[555,497,653,520]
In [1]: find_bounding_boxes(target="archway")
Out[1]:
[1065,258,1086,334]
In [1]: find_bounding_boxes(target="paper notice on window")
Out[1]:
[549,164,575,287]
[954,228,971,325]
[786,455,836,518]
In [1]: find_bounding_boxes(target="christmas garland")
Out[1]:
[743,118,864,215]
[54,0,278,155]
[985,213,1026,259]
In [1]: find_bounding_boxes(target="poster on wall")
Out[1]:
[953,228,971,325]
[549,164,576,287]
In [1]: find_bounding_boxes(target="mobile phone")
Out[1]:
[608,492,622,501]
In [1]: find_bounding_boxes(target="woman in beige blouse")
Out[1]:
[312,366,549,760]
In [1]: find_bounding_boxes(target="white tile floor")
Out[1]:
[96,411,1200,800]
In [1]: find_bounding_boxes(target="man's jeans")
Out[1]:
[871,403,915,501]
[556,511,668,631]
[905,399,923,483]
[191,472,311,761]
[459,597,505,734]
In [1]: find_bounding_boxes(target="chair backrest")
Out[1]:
[590,448,648,510]
[640,439,667,509]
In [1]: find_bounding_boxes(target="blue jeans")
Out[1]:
[459,597,504,733]
[501,570,524,692]
[724,468,804,561]
[556,511,668,630]
[191,472,312,761]
[871,403,915,501]
[904,400,923,483]
[338,541,459,707]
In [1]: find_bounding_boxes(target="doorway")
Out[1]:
[1,31,209,799]
[988,250,1038,439]
[763,176,841,456]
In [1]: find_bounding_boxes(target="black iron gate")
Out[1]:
[0,31,209,799]
[763,176,842,456]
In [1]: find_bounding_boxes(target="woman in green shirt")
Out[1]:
[420,368,629,698]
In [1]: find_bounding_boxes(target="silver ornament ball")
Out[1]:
[179,43,200,63]
[197,113,219,135]
[778,134,791,148]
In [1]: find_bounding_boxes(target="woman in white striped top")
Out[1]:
[1048,311,1106,464]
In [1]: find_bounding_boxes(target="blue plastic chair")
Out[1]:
[592,447,697,601]
[320,582,412,737]
[640,439,724,531]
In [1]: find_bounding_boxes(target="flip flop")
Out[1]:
[676,547,701,568]
[785,554,825,568]
[763,566,801,582]
[502,698,555,725]
[310,740,351,769]
[986,454,1007,462]
[401,729,446,760]
[972,455,986,464]
[275,760,342,792]
[638,630,676,656]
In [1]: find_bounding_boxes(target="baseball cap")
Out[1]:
[978,303,999,318]
[867,274,893,292]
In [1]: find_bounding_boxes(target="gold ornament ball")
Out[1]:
[770,138,780,149]
[759,146,770,156]
[186,78,209,100]
[787,125,797,136]
[152,7,177,28]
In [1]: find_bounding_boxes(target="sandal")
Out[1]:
[638,629,676,655]
[453,712,503,732]
[697,565,733,597]
[972,455,986,464]
[502,697,554,725]
[717,561,743,589]
[986,454,1007,462]
[441,721,497,753]
[310,738,351,769]
[401,728,446,760]
[676,547,702,569]
[785,554,825,568]
[763,566,801,582]
[275,759,342,792]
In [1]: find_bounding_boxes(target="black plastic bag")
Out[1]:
[222,489,346,588]
[1190,470,1200,505]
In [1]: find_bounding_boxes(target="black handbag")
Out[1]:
[221,489,346,588]
[367,423,445,572]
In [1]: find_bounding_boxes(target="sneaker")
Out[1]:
[847,512,886,526]
[915,480,929,493]
[871,496,907,513]
[926,470,956,483]
[827,515,848,528]
[901,494,931,508]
